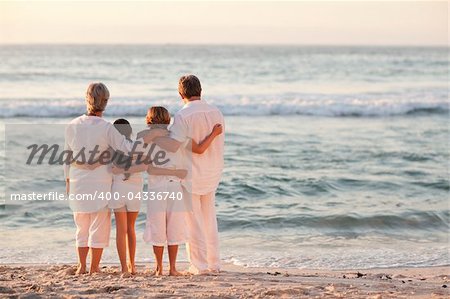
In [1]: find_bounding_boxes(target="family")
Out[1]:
[64,75,225,276]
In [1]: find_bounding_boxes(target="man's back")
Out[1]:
[170,100,224,195]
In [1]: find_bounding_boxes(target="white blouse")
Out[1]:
[64,115,143,212]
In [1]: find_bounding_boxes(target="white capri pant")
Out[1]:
[73,208,111,248]
[143,180,187,246]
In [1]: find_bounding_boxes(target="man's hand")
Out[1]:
[211,124,223,137]
[142,129,168,144]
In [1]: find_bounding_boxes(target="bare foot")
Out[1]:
[128,263,136,275]
[169,270,185,276]
[121,267,130,274]
[76,264,86,275]
[89,268,101,275]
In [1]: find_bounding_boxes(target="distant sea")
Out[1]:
[0,45,448,269]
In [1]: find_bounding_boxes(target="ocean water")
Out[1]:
[0,45,448,269]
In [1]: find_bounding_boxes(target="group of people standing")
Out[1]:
[64,75,224,276]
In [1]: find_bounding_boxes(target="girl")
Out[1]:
[109,119,145,275]
[140,106,222,276]
[109,118,180,274]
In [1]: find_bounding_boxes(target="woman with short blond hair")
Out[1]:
[86,82,110,115]
[64,82,163,274]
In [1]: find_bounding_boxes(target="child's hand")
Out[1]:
[112,165,122,175]
[175,169,188,179]
[212,124,223,136]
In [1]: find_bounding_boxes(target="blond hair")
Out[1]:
[146,106,171,126]
[178,75,202,99]
[85,82,109,114]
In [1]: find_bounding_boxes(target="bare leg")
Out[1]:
[153,246,164,276]
[89,248,103,274]
[126,212,139,274]
[76,247,89,274]
[168,245,182,276]
[114,210,129,273]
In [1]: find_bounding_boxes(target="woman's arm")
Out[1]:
[63,130,71,194]
[71,161,103,170]
[189,124,223,154]
[108,124,167,154]
[112,162,148,175]
[147,165,187,179]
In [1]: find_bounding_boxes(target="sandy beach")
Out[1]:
[0,263,448,298]
[1,3,448,299]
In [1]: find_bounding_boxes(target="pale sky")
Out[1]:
[0,1,447,45]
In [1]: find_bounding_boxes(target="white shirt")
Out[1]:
[170,100,224,195]
[64,115,143,180]
[112,138,144,186]
[146,143,184,188]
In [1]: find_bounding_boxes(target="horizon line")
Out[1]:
[0,42,447,48]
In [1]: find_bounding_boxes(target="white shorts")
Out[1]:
[143,180,187,246]
[109,174,143,212]
[73,208,111,248]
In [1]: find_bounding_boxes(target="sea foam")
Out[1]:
[0,96,447,118]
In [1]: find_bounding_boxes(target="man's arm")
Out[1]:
[112,163,148,175]
[190,124,223,154]
[142,129,168,145]
[156,113,187,152]
[108,125,167,153]
[153,136,182,153]
[147,165,187,179]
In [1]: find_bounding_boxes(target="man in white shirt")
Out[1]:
[155,75,224,274]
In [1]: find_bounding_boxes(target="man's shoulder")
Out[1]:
[200,100,221,111]
[177,100,222,118]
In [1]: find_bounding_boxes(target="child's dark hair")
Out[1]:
[113,118,132,141]
[113,118,132,180]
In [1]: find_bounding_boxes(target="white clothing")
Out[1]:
[109,139,144,212]
[73,208,111,248]
[143,140,188,246]
[64,115,143,213]
[109,172,143,212]
[143,180,187,246]
[185,192,220,273]
[169,100,224,195]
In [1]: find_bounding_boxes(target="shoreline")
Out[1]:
[1,263,448,298]
[2,261,450,271]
